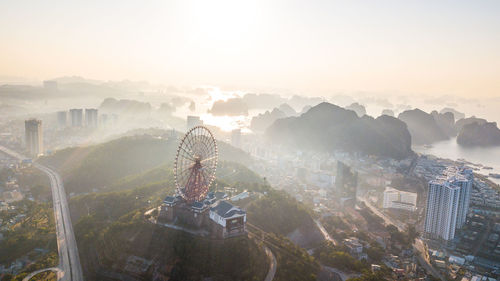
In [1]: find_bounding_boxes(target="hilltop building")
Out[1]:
[343,237,368,260]
[209,200,246,239]
[24,119,43,157]
[159,191,246,239]
[424,166,473,241]
[383,187,417,212]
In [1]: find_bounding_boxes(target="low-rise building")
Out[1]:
[209,201,246,239]
[383,187,417,212]
[159,192,246,239]
[344,237,367,259]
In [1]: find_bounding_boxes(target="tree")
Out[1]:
[407,224,419,244]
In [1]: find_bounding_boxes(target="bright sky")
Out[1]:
[1,0,499,97]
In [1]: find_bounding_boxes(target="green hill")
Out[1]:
[38,135,253,194]
[247,190,314,236]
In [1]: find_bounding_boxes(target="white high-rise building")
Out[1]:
[25,119,43,157]
[187,116,203,129]
[70,109,83,127]
[57,111,67,128]
[424,167,473,241]
[85,108,98,128]
[383,187,417,212]
[443,167,473,229]
[231,129,241,148]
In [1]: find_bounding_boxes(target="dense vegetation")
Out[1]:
[346,266,393,281]
[216,161,265,187]
[265,234,319,281]
[38,135,253,194]
[246,190,314,235]
[314,242,369,272]
[16,167,52,201]
[0,200,57,264]
[0,200,58,281]
[386,224,419,246]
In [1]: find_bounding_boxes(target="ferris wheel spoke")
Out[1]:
[178,146,196,161]
[200,169,212,186]
[185,169,197,189]
[200,156,217,163]
[178,166,193,178]
[178,168,191,179]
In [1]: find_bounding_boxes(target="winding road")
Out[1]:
[0,146,83,281]
[263,245,277,281]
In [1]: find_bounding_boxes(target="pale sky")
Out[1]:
[1,0,499,97]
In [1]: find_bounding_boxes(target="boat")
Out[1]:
[489,173,500,179]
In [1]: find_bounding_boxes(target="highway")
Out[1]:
[0,146,83,281]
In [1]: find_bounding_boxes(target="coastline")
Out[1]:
[413,138,500,186]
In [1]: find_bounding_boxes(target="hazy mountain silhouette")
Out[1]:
[381,109,395,117]
[345,102,366,117]
[440,107,465,120]
[398,109,448,145]
[278,103,297,116]
[209,98,248,116]
[250,108,287,132]
[455,116,487,132]
[100,97,152,114]
[265,102,413,159]
[457,121,500,146]
[431,110,456,137]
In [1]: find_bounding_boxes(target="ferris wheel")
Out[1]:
[174,126,218,203]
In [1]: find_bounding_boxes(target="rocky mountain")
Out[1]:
[457,121,500,147]
[100,97,151,114]
[278,103,297,116]
[265,102,413,159]
[398,109,448,145]
[440,107,465,120]
[300,105,312,114]
[431,110,456,137]
[209,97,248,116]
[381,109,395,117]
[345,102,366,117]
[242,93,286,110]
[250,108,287,132]
[455,116,487,132]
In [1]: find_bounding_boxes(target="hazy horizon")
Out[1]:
[1,0,499,98]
